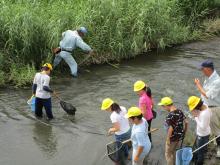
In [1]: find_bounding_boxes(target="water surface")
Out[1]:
[0,38,220,165]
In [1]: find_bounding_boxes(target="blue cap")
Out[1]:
[200,59,214,69]
[79,27,88,35]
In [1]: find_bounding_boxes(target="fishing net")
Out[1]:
[106,141,127,165]
[176,147,193,165]
[59,100,76,115]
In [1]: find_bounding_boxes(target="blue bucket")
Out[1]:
[176,147,193,165]
[27,96,36,112]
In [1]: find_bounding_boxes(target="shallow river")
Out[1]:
[0,38,220,165]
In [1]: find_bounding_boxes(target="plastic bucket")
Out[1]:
[27,96,36,112]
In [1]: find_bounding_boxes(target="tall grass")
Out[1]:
[174,0,215,29]
[9,63,36,87]
[0,0,218,86]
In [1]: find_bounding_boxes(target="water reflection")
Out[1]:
[32,123,57,158]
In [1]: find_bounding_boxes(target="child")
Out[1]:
[32,63,54,120]
[125,107,151,165]
[101,98,131,163]
[158,97,188,165]
[133,80,154,142]
[187,96,211,165]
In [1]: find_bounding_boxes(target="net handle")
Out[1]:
[27,95,35,104]
[54,93,62,101]
[78,55,91,66]
[122,128,159,144]
[192,134,220,154]
[106,128,159,157]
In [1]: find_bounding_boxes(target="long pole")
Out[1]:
[122,128,159,144]
[192,134,220,153]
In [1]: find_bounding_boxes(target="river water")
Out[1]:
[0,38,220,165]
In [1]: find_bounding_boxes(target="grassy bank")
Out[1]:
[0,0,219,87]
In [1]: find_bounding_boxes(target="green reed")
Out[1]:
[0,0,217,86]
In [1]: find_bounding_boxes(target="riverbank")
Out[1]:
[0,0,220,87]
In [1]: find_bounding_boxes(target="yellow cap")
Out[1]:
[158,97,173,106]
[134,80,146,92]
[43,63,53,71]
[101,98,114,110]
[125,107,142,118]
[187,96,201,111]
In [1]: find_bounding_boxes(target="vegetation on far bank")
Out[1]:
[0,0,220,87]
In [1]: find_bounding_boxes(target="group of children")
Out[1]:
[101,84,211,165]
[32,59,220,165]
[101,80,154,165]
[101,60,220,165]
[101,81,186,165]
[158,96,212,165]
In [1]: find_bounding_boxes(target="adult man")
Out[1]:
[158,97,188,165]
[53,27,93,77]
[194,60,220,157]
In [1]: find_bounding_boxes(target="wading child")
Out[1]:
[187,96,211,165]
[101,98,131,164]
[32,63,54,120]
[158,97,188,165]
[125,107,151,165]
[133,80,154,142]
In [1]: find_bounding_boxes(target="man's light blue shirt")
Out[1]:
[60,30,92,52]
[202,70,220,106]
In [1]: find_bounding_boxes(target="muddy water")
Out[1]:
[0,38,220,165]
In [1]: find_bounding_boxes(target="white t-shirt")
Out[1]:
[195,107,211,137]
[33,72,51,99]
[110,106,130,135]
